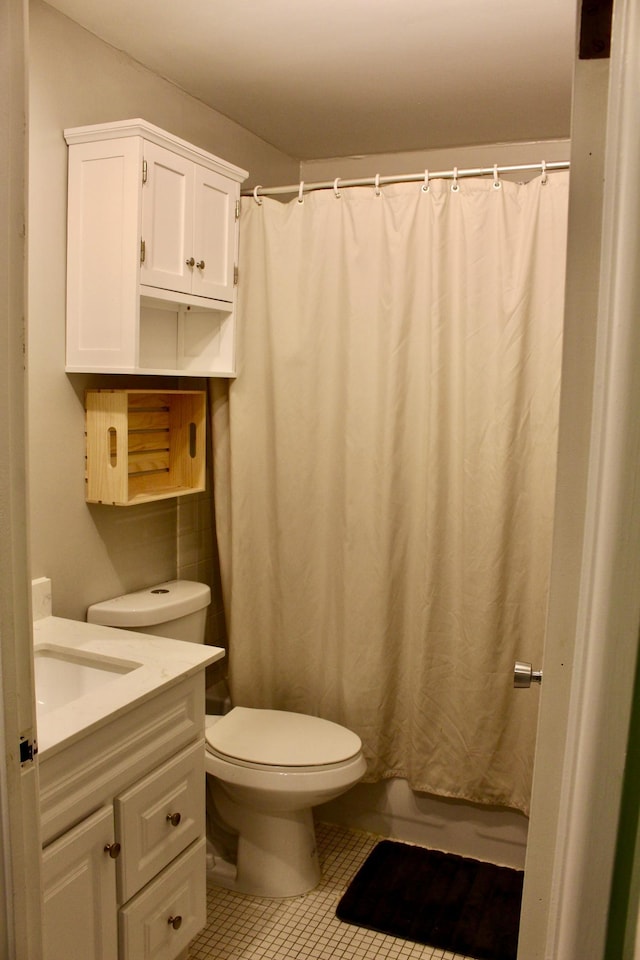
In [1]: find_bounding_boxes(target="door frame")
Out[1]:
[0,1,43,958]
[520,0,640,956]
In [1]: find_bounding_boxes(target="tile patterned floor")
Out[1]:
[189,821,476,960]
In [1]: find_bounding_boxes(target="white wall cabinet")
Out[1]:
[40,675,208,960]
[64,119,248,377]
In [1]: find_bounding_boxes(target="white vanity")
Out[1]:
[33,588,224,960]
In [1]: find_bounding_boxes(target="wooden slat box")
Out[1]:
[85,389,206,505]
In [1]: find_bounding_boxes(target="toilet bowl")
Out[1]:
[87,580,367,898]
[205,708,367,897]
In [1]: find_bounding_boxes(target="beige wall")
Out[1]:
[27,0,298,623]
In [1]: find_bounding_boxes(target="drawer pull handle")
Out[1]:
[166,812,182,827]
[104,842,121,859]
[185,257,195,267]
[168,915,183,930]
[196,260,205,270]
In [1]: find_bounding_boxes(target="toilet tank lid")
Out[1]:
[87,580,211,627]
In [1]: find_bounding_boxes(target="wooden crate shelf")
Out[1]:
[85,389,206,505]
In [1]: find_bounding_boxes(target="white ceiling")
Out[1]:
[44,0,577,161]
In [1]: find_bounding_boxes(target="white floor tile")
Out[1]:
[189,821,479,960]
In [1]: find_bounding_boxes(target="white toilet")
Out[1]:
[87,580,367,898]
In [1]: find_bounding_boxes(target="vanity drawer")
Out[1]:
[115,739,205,903]
[119,837,206,960]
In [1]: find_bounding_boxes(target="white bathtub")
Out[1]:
[316,777,528,869]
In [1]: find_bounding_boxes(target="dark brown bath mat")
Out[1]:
[336,839,524,960]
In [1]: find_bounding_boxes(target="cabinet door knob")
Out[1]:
[185,257,195,267]
[196,260,205,270]
[166,812,182,827]
[168,915,183,930]
[104,841,121,859]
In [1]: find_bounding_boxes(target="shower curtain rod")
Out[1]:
[243,160,570,199]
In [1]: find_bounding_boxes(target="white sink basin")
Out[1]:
[34,645,141,719]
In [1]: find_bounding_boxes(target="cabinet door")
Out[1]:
[42,806,118,960]
[66,136,142,372]
[141,141,193,295]
[191,164,237,302]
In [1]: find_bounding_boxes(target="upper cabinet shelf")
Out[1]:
[64,120,248,377]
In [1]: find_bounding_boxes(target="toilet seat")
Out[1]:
[205,707,362,768]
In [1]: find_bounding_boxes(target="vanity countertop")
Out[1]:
[33,615,224,759]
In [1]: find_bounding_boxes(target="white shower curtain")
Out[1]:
[212,172,569,814]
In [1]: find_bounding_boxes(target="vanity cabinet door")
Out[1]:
[115,739,205,903]
[42,805,118,960]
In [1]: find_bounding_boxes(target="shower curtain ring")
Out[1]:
[541,161,548,185]
[253,185,263,205]
[451,167,460,192]
[333,177,341,199]
[422,169,430,193]
[298,181,305,204]
[374,173,381,197]
[493,164,501,189]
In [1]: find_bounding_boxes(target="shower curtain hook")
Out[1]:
[374,173,381,197]
[541,161,548,185]
[298,181,305,204]
[333,177,341,199]
[253,185,263,205]
[451,167,460,192]
[493,164,501,189]
[422,169,430,193]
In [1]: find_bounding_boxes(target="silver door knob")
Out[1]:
[514,661,543,688]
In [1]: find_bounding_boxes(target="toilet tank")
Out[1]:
[87,580,211,644]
